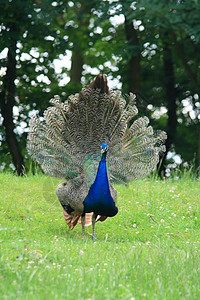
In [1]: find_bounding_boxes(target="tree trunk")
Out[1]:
[172,31,200,169]
[159,33,177,176]
[69,0,93,86]
[70,51,84,84]
[172,31,200,96]
[0,33,24,175]
[124,15,141,94]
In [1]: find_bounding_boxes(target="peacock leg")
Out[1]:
[81,214,85,239]
[92,213,97,240]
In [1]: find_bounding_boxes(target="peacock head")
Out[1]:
[101,143,108,154]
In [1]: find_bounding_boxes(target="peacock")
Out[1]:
[27,74,166,239]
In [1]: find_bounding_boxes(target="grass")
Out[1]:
[0,173,199,299]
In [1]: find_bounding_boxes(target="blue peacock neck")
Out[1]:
[83,146,118,217]
[95,151,109,188]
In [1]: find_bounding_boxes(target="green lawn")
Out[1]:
[0,173,199,299]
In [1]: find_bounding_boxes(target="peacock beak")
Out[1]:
[101,147,108,154]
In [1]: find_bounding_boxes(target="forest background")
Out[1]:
[0,0,200,177]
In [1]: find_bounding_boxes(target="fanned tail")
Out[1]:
[27,74,166,185]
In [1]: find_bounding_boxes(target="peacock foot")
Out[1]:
[92,234,97,240]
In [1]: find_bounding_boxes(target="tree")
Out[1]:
[0,0,67,174]
[126,0,200,171]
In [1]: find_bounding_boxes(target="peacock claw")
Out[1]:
[92,235,97,240]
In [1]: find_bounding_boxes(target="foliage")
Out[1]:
[0,0,200,172]
[0,0,66,106]
[0,0,67,171]
[122,0,200,167]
